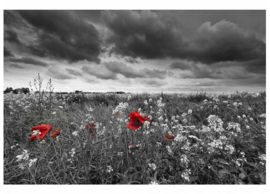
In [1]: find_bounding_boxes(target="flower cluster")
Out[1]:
[207,115,224,133]
[112,102,129,115]
[85,123,96,136]
[16,150,37,169]
[148,163,157,171]
[181,169,191,182]
[67,148,76,163]
[227,122,241,134]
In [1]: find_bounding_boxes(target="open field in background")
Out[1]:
[3,77,266,184]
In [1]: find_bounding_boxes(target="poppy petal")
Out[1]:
[143,116,149,121]
[30,124,52,140]
[51,129,60,138]
[30,135,38,141]
[127,123,140,130]
[132,111,145,123]
[164,134,175,141]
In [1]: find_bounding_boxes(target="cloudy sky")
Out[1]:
[4,10,266,93]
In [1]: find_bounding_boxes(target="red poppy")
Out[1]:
[85,123,96,137]
[164,134,175,141]
[127,111,149,130]
[115,112,119,116]
[51,128,60,138]
[128,144,140,151]
[128,143,139,148]
[30,124,52,141]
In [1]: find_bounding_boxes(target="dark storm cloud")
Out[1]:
[4,30,21,44]
[102,10,186,59]
[243,58,266,74]
[66,68,83,77]
[104,61,167,79]
[17,10,101,63]
[75,10,103,24]
[102,11,265,74]
[4,47,14,57]
[4,10,26,27]
[27,33,100,63]
[185,20,265,64]
[9,57,49,67]
[9,63,25,69]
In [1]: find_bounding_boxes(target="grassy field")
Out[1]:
[3,77,266,184]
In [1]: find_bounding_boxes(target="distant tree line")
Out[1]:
[4,88,126,95]
[4,87,30,94]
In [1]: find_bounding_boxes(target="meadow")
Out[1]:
[3,75,266,184]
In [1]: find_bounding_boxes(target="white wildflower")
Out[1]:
[72,131,79,137]
[259,113,266,118]
[233,102,238,106]
[148,163,157,171]
[16,150,29,162]
[174,134,187,142]
[182,112,187,117]
[28,158,38,167]
[227,122,241,132]
[166,145,173,155]
[181,169,191,181]
[149,180,159,185]
[106,165,113,173]
[225,145,235,154]
[259,154,266,161]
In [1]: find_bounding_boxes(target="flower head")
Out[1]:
[106,165,113,173]
[72,130,79,137]
[30,124,52,141]
[85,123,97,136]
[51,128,60,138]
[16,150,29,162]
[127,111,149,130]
[164,134,175,141]
[149,180,159,185]
[128,143,140,149]
[28,158,38,167]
